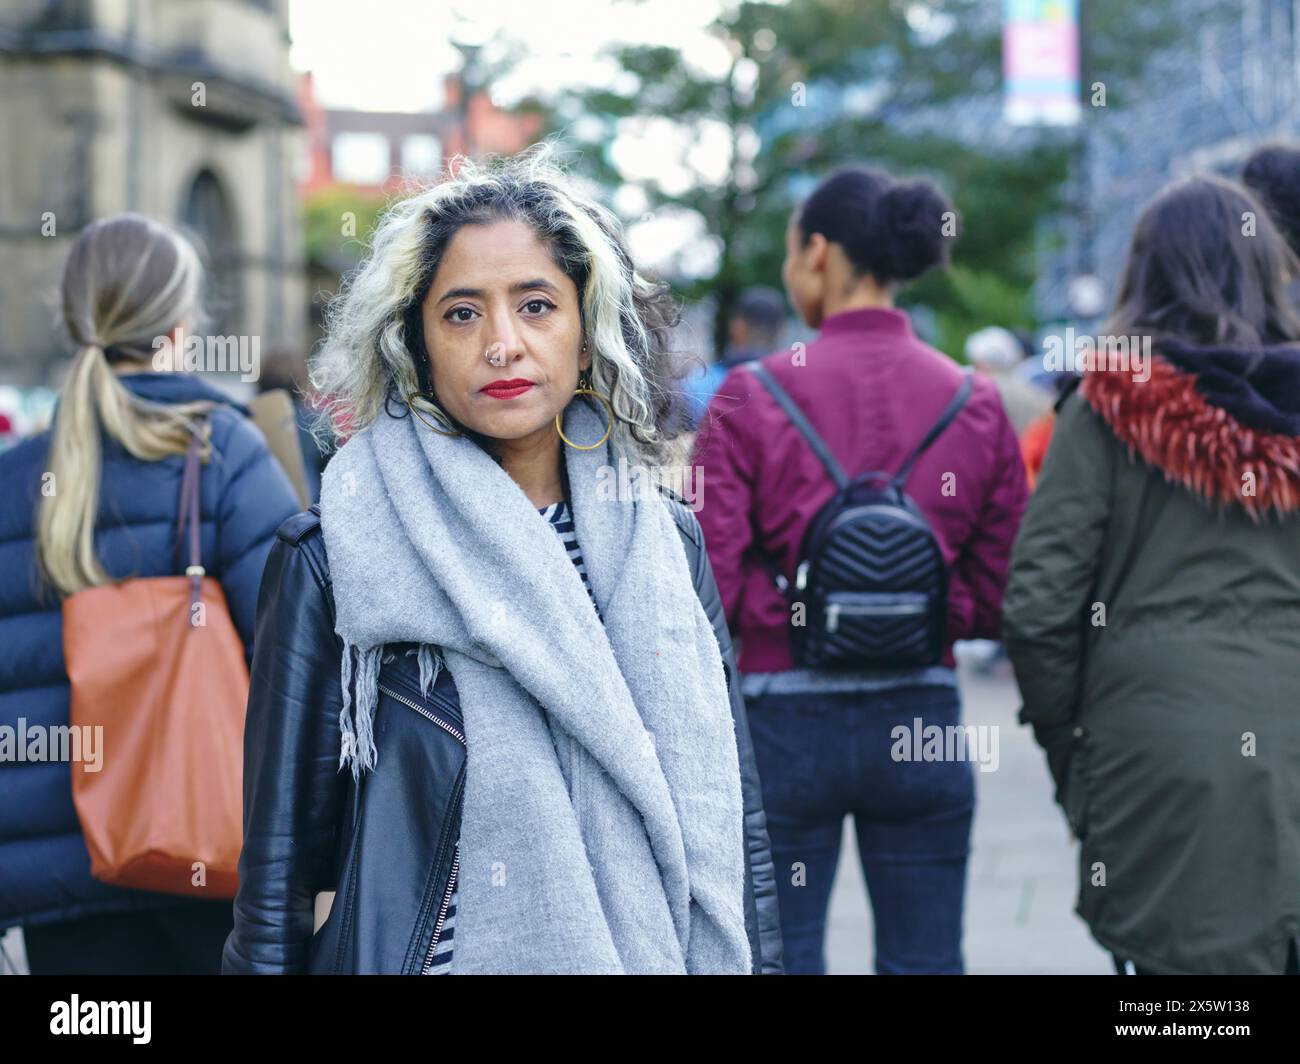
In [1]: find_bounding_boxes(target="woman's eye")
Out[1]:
[445,306,477,323]
[523,299,555,315]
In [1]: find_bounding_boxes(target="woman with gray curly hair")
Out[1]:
[223,145,783,975]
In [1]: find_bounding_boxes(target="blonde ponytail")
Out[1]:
[37,215,214,596]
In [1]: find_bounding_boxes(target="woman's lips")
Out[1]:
[481,380,535,400]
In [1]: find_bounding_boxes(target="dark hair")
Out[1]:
[1243,143,1300,257]
[733,286,786,332]
[1105,174,1300,349]
[794,165,956,285]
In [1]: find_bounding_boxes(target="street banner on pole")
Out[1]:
[1003,0,1082,126]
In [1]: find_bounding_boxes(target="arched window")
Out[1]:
[181,170,242,335]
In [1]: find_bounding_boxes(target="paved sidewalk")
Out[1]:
[823,661,1112,975]
[1,662,1110,976]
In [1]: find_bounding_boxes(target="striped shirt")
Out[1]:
[538,497,600,618]
[425,497,596,973]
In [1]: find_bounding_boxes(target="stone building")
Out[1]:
[0,0,306,387]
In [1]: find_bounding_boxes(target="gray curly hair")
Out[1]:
[311,141,691,465]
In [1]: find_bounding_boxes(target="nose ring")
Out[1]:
[485,342,508,367]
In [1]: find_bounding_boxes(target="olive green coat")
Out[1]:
[1004,364,1300,975]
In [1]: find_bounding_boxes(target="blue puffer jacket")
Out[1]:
[0,372,300,931]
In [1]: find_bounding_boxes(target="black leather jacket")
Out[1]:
[222,496,784,974]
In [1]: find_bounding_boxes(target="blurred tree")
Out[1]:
[301,187,390,348]
[302,186,390,276]
[532,0,1193,359]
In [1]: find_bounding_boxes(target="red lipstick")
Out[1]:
[481,378,535,400]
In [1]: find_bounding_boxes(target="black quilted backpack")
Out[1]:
[745,361,973,670]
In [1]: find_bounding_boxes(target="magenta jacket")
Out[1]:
[691,306,1028,674]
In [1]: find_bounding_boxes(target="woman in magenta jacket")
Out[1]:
[692,165,1028,973]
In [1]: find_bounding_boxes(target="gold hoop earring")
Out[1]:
[556,371,614,451]
[407,392,464,437]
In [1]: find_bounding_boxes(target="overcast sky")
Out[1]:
[289,0,733,112]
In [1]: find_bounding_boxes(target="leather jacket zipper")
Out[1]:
[378,683,466,745]
[420,841,460,974]
[376,679,466,974]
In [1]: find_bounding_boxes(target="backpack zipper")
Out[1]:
[826,599,926,632]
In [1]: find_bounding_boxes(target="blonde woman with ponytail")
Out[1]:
[0,214,300,974]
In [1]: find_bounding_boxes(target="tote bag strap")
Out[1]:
[172,427,206,613]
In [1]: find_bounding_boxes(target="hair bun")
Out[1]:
[796,164,958,287]
[878,180,955,281]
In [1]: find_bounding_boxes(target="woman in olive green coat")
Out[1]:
[1004,174,1300,975]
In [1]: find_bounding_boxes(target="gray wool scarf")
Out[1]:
[317,397,751,974]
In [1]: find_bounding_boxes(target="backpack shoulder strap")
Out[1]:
[744,360,849,490]
[1053,374,1082,412]
[891,367,974,489]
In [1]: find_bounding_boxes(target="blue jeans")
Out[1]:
[745,679,975,974]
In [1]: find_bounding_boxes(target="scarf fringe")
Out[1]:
[406,643,444,698]
[339,642,445,778]
[339,642,381,779]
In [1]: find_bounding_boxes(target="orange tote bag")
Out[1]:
[62,428,249,898]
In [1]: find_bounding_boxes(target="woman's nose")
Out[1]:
[486,308,527,363]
